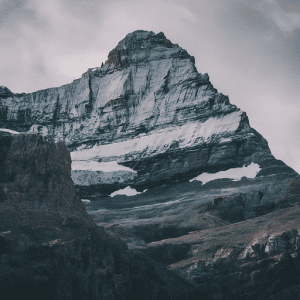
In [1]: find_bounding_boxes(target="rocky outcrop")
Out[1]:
[0,30,296,195]
[141,206,300,300]
[0,86,13,99]
[0,133,197,300]
[89,174,300,248]
[83,173,300,299]
[0,133,87,217]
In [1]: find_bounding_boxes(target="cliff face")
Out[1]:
[1,29,300,299]
[0,30,296,195]
[87,171,300,299]
[0,133,86,216]
[0,133,196,300]
[142,195,300,300]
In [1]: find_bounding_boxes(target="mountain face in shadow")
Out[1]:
[0,133,196,300]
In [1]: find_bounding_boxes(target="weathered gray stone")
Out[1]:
[0,30,296,194]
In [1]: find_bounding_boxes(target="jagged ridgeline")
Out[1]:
[0,30,297,196]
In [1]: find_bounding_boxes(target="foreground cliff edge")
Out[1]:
[2,133,300,299]
[0,133,196,300]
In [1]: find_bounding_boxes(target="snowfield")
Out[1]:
[71,161,137,186]
[0,128,20,134]
[72,160,137,173]
[110,186,143,197]
[70,110,243,162]
[190,162,261,184]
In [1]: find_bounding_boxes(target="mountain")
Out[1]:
[1,30,300,299]
[0,30,296,197]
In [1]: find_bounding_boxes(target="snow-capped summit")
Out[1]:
[0,30,297,196]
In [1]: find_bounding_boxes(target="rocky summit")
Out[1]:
[0,30,296,196]
[1,30,300,299]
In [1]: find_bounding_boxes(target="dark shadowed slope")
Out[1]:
[0,132,198,300]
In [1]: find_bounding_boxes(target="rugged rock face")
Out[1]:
[1,133,300,299]
[0,133,87,217]
[145,204,300,300]
[0,133,197,300]
[0,30,296,195]
[88,174,300,247]
[85,175,300,299]
[1,29,300,299]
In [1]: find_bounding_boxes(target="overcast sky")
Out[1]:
[1,0,299,173]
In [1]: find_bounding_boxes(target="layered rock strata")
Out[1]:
[145,204,300,300]
[86,175,300,299]
[0,30,296,195]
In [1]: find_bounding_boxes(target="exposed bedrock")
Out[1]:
[86,175,300,299]
[143,207,300,300]
[0,133,198,300]
[0,30,296,195]
[89,174,300,248]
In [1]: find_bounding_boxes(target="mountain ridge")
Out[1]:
[1,30,300,299]
[0,30,297,196]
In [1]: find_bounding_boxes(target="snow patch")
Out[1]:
[0,128,20,134]
[220,133,255,144]
[71,160,137,173]
[190,162,261,184]
[81,199,91,203]
[110,186,142,197]
[71,161,138,187]
[71,110,242,162]
[219,137,232,143]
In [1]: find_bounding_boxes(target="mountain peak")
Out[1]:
[0,86,13,98]
[105,30,181,67]
[124,30,157,41]
[1,30,297,198]
[118,30,172,49]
